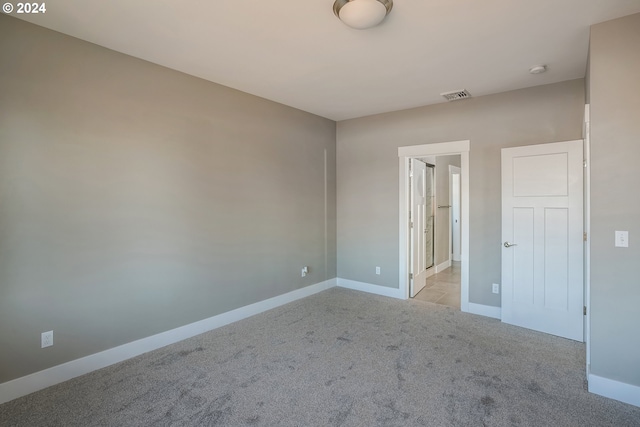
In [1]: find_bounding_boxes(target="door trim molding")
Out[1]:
[398,140,470,311]
[583,104,591,369]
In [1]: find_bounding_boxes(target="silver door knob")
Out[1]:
[504,242,517,248]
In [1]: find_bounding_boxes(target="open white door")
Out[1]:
[410,159,429,297]
[501,140,584,341]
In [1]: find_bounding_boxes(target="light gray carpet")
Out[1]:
[1,288,639,426]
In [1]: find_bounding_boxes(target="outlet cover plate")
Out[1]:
[615,231,629,248]
[41,331,53,348]
[492,283,500,294]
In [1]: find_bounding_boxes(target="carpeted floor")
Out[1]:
[1,288,639,426]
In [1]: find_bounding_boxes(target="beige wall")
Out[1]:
[0,15,336,383]
[589,12,640,387]
[337,80,585,305]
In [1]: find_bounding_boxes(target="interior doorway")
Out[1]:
[409,156,461,307]
[398,140,470,311]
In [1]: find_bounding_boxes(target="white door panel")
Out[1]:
[513,153,568,197]
[512,207,534,303]
[410,159,433,297]
[544,208,569,310]
[502,140,584,341]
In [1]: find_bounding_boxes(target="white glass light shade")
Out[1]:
[338,0,388,30]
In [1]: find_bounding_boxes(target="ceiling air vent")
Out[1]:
[441,89,471,101]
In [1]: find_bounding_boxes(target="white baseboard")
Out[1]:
[589,373,640,407]
[466,302,502,319]
[337,278,404,300]
[425,267,436,279]
[0,279,336,405]
[435,259,452,273]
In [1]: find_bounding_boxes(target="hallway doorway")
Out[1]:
[398,140,469,311]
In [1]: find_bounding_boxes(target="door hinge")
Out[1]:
[410,221,414,228]
[409,273,413,280]
[583,160,587,168]
[584,232,587,242]
[583,306,587,315]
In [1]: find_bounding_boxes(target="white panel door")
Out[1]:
[501,140,584,341]
[410,159,428,297]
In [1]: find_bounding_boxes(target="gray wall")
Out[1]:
[0,15,336,383]
[434,155,460,266]
[589,13,640,387]
[337,80,584,306]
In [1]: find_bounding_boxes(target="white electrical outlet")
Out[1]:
[492,283,500,294]
[301,266,308,277]
[41,330,53,348]
[615,231,629,248]
[375,266,381,275]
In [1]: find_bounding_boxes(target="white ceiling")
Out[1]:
[15,1,640,121]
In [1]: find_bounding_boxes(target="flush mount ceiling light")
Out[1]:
[529,65,547,74]
[333,0,393,30]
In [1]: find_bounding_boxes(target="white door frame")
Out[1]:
[583,104,591,372]
[398,140,470,311]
